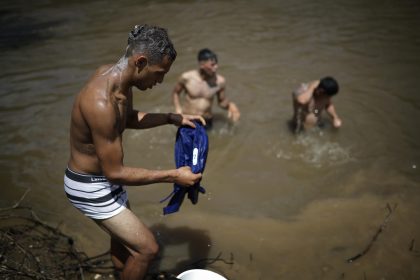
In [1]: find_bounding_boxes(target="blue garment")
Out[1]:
[161,121,209,215]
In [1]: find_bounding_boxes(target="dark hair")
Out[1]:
[197,48,218,63]
[125,24,177,64]
[318,76,339,96]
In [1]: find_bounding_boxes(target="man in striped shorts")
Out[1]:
[65,24,205,280]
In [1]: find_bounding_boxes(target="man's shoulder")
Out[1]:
[79,88,105,112]
[216,73,226,85]
[87,65,113,79]
[181,69,198,78]
[78,78,113,117]
[294,83,312,104]
[178,70,199,85]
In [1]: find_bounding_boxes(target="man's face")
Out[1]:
[199,59,218,76]
[314,87,326,97]
[314,87,332,100]
[136,55,173,91]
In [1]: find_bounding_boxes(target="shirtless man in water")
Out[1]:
[292,76,342,132]
[64,25,205,280]
[172,48,240,128]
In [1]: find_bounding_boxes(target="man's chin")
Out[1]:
[136,85,148,91]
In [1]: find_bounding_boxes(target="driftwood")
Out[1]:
[0,189,114,279]
[346,203,397,263]
[0,190,234,279]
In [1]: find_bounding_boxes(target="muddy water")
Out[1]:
[1,0,420,279]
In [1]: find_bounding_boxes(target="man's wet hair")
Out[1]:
[125,24,177,64]
[198,48,218,63]
[318,76,339,96]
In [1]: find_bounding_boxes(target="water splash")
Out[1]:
[296,137,351,167]
[208,121,237,137]
[101,55,128,80]
[274,130,352,168]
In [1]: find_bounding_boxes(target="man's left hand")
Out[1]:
[169,113,206,128]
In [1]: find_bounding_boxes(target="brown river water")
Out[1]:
[1,0,420,279]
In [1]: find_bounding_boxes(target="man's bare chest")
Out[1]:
[309,97,329,115]
[185,78,220,99]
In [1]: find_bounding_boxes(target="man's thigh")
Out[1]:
[304,113,318,129]
[95,208,157,254]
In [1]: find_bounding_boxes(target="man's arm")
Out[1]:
[216,86,240,122]
[172,82,184,114]
[124,89,176,129]
[88,102,201,186]
[292,84,317,132]
[325,102,342,128]
[293,99,307,133]
[126,112,177,129]
[126,111,206,129]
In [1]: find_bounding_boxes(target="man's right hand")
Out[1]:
[175,166,202,186]
[333,117,342,128]
[227,102,241,122]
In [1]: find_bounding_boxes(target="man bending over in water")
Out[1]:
[292,76,342,133]
[64,25,205,280]
[172,48,240,128]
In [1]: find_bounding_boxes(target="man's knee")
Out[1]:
[132,237,159,261]
[144,239,159,258]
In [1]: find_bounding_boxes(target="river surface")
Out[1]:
[1,0,420,279]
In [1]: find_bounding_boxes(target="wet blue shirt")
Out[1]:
[161,121,209,215]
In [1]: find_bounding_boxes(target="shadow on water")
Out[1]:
[0,8,64,50]
[150,223,212,275]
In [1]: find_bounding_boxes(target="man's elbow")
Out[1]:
[103,168,125,185]
[219,100,229,109]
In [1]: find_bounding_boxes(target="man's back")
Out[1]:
[69,65,125,175]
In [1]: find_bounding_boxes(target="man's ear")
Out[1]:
[135,56,148,70]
